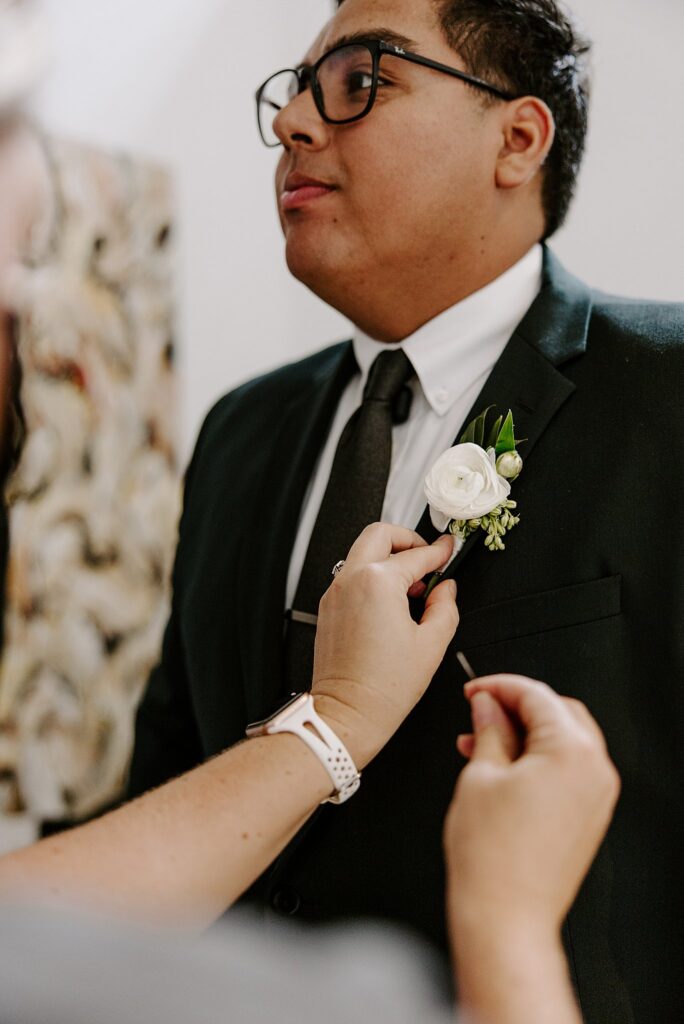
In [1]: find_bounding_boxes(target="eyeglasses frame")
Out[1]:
[255,37,517,148]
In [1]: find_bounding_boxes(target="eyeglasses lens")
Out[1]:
[317,44,375,122]
[257,44,375,146]
[258,70,299,146]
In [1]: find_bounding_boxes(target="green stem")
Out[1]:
[423,571,443,600]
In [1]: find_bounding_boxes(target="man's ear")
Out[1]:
[495,97,555,190]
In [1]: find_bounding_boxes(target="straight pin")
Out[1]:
[456,651,476,681]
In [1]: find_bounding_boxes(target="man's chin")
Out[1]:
[284,238,336,295]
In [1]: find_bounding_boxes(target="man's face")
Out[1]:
[273,0,506,322]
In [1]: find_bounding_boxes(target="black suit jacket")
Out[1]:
[128,249,684,1023]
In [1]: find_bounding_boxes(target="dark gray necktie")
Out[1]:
[284,348,415,693]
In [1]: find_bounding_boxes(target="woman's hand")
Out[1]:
[0,529,455,930]
[312,523,459,769]
[444,675,621,939]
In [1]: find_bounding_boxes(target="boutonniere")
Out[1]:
[423,407,523,595]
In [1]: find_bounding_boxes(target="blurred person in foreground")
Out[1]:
[126,1,684,1022]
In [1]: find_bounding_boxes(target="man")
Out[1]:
[128,1,683,1021]
[0,21,621,1021]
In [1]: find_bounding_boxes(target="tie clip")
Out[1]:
[286,609,319,627]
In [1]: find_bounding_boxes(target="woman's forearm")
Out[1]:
[0,529,458,933]
[0,731,334,928]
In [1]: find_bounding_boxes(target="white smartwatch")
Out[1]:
[246,693,361,805]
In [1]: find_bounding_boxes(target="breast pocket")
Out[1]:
[457,575,622,650]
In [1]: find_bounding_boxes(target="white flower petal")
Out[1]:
[429,506,452,533]
[424,442,511,520]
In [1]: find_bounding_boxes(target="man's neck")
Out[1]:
[330,241,540,343]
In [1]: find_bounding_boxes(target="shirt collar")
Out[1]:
[352,244,543,417]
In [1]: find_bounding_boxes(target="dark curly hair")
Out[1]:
[336,0,592,237]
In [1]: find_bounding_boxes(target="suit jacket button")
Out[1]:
[270,886,301,916]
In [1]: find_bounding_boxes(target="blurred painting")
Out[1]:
[0,135,180,847]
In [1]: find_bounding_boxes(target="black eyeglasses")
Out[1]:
[255,37,516,148]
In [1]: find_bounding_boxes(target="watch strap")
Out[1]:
[262,693,361,805]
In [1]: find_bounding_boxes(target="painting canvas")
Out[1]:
[0,135,180,848]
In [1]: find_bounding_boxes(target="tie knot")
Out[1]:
[363,349,415,414]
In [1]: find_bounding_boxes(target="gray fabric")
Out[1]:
[0,906,452,1024]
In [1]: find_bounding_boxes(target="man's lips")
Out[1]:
[280,176,337,211]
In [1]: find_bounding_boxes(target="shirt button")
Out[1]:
[435,387,449,405]
[270,886,301,916]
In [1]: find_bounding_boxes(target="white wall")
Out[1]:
[31,0,684,463]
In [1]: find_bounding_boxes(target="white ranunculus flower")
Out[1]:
[424,443,511,531]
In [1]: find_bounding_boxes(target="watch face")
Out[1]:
[245,692,306,736]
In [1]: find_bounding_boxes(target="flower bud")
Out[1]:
[496,450,523,481]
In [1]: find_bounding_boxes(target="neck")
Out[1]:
[322,237,539,343]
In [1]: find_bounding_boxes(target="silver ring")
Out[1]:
[331,560,345,578]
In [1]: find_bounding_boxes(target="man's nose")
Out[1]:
[274,89,330,150]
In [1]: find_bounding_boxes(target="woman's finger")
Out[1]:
[469,692,516,766]
[463,674,575,741]
[343,523,428,569]
[380,534,455,590]
[456,733,475,758]
[407,579,427,599]
[418,577,459,647]
[561,697,607,747]
[466,689,523,761]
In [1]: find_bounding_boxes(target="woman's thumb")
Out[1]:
[470,691,516,764]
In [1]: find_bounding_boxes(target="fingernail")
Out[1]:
[448,579,457,596]
[471,691,497,731]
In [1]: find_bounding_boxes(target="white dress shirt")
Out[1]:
[286,244,543,609]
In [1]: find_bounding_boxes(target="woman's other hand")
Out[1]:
[445,674,620,940]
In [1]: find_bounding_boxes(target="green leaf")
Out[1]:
[495,409,516,455]
[474,410,486,447]
[460,405,495,447]
[486,414,503,451]
[460,419,476,445]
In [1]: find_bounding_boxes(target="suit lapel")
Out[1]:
[237,343,356,719]
[416,247,593,580]
[237,250,593,710]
